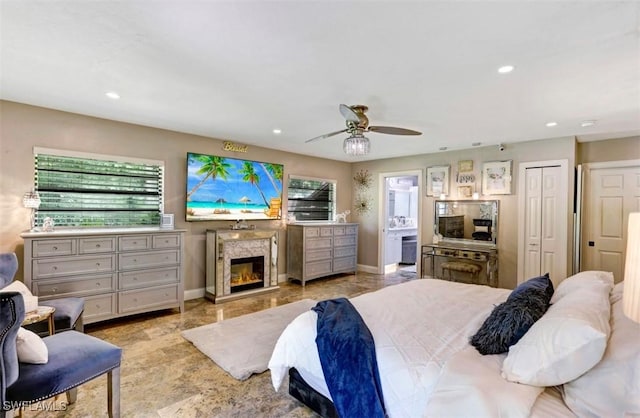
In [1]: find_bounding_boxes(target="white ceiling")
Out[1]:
[1,1,639,162]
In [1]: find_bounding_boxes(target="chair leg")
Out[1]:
[66,387,78,404]
[74,312,84,332]
[108,367,121,418]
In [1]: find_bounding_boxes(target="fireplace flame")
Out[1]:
[231,266,262,286]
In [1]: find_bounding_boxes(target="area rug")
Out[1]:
[181,299,317,380]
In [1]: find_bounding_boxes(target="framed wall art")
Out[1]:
[458,159,474,173]
[426,165,450,196]
[482,160,512,195]
[457,185,474,199]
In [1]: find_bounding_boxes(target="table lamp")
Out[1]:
[623,212,640,323]
[22,190,41,231]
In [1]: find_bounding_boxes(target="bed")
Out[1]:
[269,272,640,417]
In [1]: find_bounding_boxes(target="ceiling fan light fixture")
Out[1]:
[343,134,370,156]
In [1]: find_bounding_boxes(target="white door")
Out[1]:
[518,160,568,287]
[582,162,640,282]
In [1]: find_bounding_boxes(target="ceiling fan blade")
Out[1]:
[305,128,348,143]
[339,104,360,122]
[367,126,422,136]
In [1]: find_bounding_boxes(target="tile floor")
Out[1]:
[24,269,416,418]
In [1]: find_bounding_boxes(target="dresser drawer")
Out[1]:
[334,245,356,258]
[119,267,179,290]
[346,225,358,235]
[306,237,332,251]
[119,235,151,251]
[459,251,488,261]
[334,235,356,248]
[32,255,116,279]
[305,249,332,262]
[118,284,179,313]
[333,226,346,236]
[78,237,116,254]
[434,248,458,257]
[333,256,356,272]
[152,234,181,249]
[33,239,76,257]
[84,293,117,323]
[304,227,320,238]
[33,274,116,298]
[305,260,332,277]
[320,227,334,237]
[118,250,180,270]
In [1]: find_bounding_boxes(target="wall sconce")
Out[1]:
[439,193,446,200]
[22,190,41,231]
[623,212,640,323]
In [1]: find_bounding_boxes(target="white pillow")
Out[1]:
[562,282,640,417]
[502,271,613,386]
[16,327,48,364]
[550,270,614,302]
[1,280,38,312]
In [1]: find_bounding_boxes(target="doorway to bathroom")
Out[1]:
[378,170,422,275]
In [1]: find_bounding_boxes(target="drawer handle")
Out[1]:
[53,266,58,270]
[133,298,138,302]
[51,287,58,292]
[133,241,137,245]
[96,244,101,248]
[96,262,101,267]
[96,282,101,287]
[165,240,169,244]
[133,277,138,281]
[133,259,137,263]
[96,304,101,309]
[53,246,58,251]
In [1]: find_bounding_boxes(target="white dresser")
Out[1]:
[21,228,185,324]
[286,223,358,286]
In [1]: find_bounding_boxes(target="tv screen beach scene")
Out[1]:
[186,152,283,221]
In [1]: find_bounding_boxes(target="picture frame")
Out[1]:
[457,185,474,198]
[458,160,474,173]
[426,165,450,196]
[482,160,512,195]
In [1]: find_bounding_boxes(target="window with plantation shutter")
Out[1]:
[33,148,164,228]
[287,176,336,221]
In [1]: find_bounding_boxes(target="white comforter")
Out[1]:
[269,279,545,417]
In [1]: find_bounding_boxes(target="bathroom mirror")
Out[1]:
[434,200,499,245]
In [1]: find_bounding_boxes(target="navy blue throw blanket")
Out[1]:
[312,298,387,418]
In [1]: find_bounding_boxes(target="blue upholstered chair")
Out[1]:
[0,252,84,334]
[0,292,122,417]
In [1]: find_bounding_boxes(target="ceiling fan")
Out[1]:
[305,104,422,156]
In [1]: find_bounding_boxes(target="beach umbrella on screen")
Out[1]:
[239,196,251,209]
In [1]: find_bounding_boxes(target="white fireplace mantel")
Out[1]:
[205,229,279,303]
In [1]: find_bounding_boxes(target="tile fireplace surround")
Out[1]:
[205,229,279,303]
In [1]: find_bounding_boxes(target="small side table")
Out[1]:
[22,306,56,335]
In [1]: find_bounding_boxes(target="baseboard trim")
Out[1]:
[357,264,378,274]
[184,288,205,301]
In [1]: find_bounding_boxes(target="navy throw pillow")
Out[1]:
[470,274,554,355]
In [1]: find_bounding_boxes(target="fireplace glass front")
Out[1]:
[230,256,265,293]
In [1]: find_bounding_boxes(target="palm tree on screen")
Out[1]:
[239,161,269,207]
[187,155,231,200]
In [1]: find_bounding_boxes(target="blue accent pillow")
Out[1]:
[470,274,554,355]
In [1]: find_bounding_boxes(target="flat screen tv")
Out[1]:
[186,152,283,221]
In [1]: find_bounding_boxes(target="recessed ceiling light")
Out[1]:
[272,129,282,134]
[472,142,482,147]
[105,91,120,100]
[439,146,448,151]
[546,121,558,127]
[581,120,597,127]
[497,65,515,74]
